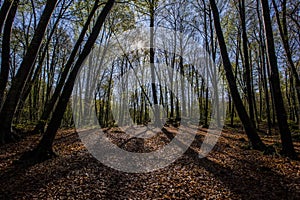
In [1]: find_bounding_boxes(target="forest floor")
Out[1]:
[0,126,299,199]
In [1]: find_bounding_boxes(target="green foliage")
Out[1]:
[107,4,136,33]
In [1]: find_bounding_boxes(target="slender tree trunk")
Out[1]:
[22,0,115,162]
[260,0,296,157]
[272,0,300,128]
[249,49,259,128]
[105,64,114,127]
[262,52,272,134]
[200,77,204,124]
[238,0,255,128]
[27,0,72,110]
[33,0,100,134]
[231,30,241,127]
[0,0,18,106]
[169,56,175,121]
[0,0,13,33]
[209,0,266,150]
[179,57,186,117]
[256,0,272,134]
[290,75,299,123]
[149,1,160,126]
[0,0,58,144]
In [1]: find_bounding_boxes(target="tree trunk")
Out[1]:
[0,0,13,33]
[231,30,241,127]
[238,0,255,128]
[33,0,100,134]
[256,0,272,134]
[149,0,160,126]
[0,0,58,144]
[209,0,266,150]
[180,56,186,117]
[0,0,18,106]
[25,0,115,161]
[272,0,300,128]
[260,0,296,158]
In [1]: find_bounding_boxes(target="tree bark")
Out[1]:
[260,0,296,158]
[26,0,115,161]
[238,0,255,127]
[209,0,266,150]
[231,29,241,127]
[33,0,100,134]
[272,0,300,127]
[0,0,58,144]
[0,0,19,106]
[0,0,13,33]
[149,0,160,126]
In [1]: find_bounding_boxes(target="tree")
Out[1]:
[148,0,160,126]
[33,0,101,134]
[272,0,300,127]
[22,0,115,161]
[260,0,296,157]
[0,0,19,105]
[0,0,58,144]
[0,0,14,33]
[238,0,256,127]
[209,0,266,150]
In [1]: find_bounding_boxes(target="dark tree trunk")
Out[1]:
[0,0,19,106]
[179,57,186,117]
[272,0,300,128]
[0,0,13,33]
[209,0,266,150]
[290,75,299,123]
[0,0,58,144]
[105,64,114,126]
[149,0,160,126]
[256,0,272,134]
[238,0,255,128]
[231,29,241,127]
[33,0,100,134]
[249,49,259,128]
[23,0,115,162]
[260,0,296,158]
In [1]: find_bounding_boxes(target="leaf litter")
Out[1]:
[0,127,299,199]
